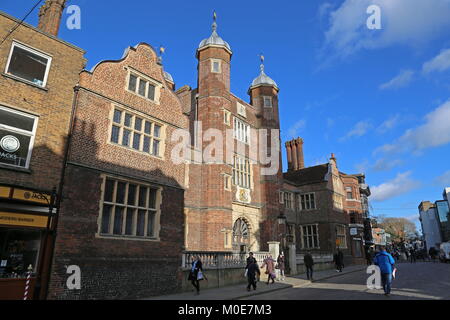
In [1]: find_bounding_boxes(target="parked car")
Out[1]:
[439,242,450,263]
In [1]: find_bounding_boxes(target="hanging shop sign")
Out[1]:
[0,211,48,228]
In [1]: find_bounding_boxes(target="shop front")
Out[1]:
[0,185,55,300]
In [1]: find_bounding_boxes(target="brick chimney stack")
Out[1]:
[38,0,66,37]
[286,138,305,172]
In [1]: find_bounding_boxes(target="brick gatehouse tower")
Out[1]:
[181,14,284,254]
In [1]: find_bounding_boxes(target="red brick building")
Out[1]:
[179,16,283,254]
[282,139,368,265]
[0,1,85,299]
[47,42,188,299]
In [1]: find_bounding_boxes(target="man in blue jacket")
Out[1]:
[373,246,396,296]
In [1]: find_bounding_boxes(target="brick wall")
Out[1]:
[47,43,186,299]
[0,12,85,192]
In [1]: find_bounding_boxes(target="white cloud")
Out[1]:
[288,120,306,138]
[377,115,401,133]
[404,214,420,223]
[435,170,450,186]
[371,172,420,202]
[375,99,450,154]
[423,48,450,74]
[372,158,403,172]
[320,0,450,63]
[318,2,335,20]
[379,70,414,90]
[340,120,372,141]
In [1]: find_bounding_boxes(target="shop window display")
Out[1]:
[0,228,41,278]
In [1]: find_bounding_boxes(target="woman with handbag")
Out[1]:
[261,255,276,285]
[188,255,204,295]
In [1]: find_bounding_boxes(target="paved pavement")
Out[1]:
[242,262,450,300]
[146,264,366,300]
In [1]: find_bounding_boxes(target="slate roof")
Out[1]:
[283,164,329,186]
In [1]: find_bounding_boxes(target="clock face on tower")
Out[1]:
[0,135,21,153]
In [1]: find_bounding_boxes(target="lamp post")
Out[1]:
[277,213,287,251]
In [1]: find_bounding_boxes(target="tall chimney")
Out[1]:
[291,141,299,171]
[295,138,305,170]
[38,0,66,37]
[286,138,305,172]
[285,142,293,171]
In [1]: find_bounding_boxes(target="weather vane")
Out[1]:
[158,45,165,64]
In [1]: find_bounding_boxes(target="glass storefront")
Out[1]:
[0,228,41,279]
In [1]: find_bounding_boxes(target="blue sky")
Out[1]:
[2,0,450,230]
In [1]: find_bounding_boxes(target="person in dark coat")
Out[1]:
[277,252,286,281]
[246,261,261,291]
[188,255,203,295]
[304,252,314,280]
[246,252,257,269]
[334,250,344,272]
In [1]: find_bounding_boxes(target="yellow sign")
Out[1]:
[0,186,10,198]
[12,189,50,205]
[0,212,49,228]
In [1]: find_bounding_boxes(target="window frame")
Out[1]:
[5,41,53,88]
[283,192,294,210]
[223,109,231,126]
[233,117,250,145]
[125,68,161,104]
[299,193,316,211]
[98,176,162,241]
[336,224,348,249]
[0,105,39,169]
[300,224,320,249]
[232,154,252,190]
[211,59,222,74]
[109,106,164,158]
[263,96,273,108]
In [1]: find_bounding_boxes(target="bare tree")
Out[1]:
[378,217,417,241]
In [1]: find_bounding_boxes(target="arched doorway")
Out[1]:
[233,218,250,253]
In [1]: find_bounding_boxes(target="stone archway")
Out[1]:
[232,218,251,253]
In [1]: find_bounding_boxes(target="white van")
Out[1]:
[439,242,450,262]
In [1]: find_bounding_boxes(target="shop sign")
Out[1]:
[12,189,50,205]
[350,228,358,236]
[0,186,11,198]
[0,211,48,228]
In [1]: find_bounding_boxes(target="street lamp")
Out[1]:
[277,213,287,225]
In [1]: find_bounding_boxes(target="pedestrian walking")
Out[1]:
[334,250,344,272]
[277,252,286,281]
[409,249,416,263]
[429,247,438,263]
[366,247,374,266]
[304,252,314,281]
[246,252,257,269]
[188,255,204,295]
[261,255,276,285]
[373,246,396,296]
[246,260,261,291]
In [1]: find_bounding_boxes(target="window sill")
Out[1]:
[97,234,160,242]
[2,73,48,91]
[0,163,31,174]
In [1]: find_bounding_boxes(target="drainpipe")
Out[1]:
[41,84,80,299]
